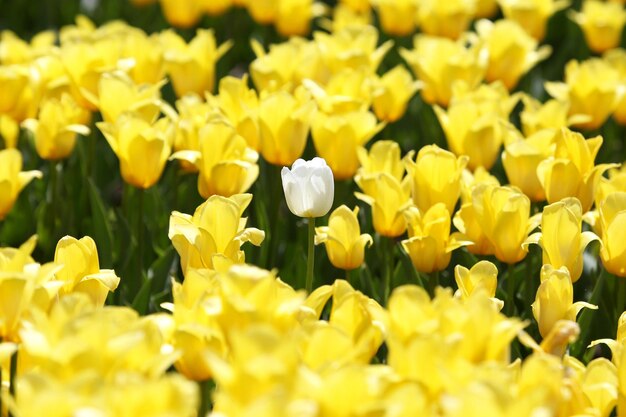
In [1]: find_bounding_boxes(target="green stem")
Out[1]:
[383,237,394,306]
[137,188,145,284]
[8,349,17,417]
[429,270,440,297]
[345,268,351,284]
[306,217,315,293]
[198,379,213,417]
[617,276,626,318]
[572,268,607,358]
[505,263,516,316]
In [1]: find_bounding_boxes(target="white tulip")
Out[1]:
[281,157,334,218]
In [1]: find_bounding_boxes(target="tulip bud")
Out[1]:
[454,261,502,310]
[532,265,596,338]
[570,0,626,54]
[315,205,372,271]
[0,149,42,220]
[281,157,334,218]
[372,66,422,123]
[498,0,570,41]
[599,192,626,276]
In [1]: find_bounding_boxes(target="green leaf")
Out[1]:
[131,273,152,315]
[87,178,114,267]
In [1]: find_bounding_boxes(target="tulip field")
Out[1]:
[3,0,626,415]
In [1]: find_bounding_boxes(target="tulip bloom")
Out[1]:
[372,66,422,123]
[22,93,91,160]
[454,261,501,306]
[356,140,410,182]
[434,82,519,171]
[258,89,316,166]
[312,110,384,180]
[171,121,259,198]
[519,95,573,137]
[532,265,596,338]
[97,113,174,189]
[54,235,120,305]
[315,205,372,271]
[570,0,626,54]
[94,71,164,124]
[536,128,615,212]
[214,75,260,151]
[475,19,551,90]
[545,59,620,131]
[498,0,570,41]
[502,129,556,202]
[281,158,334,218]
[417,0,476,39]
[599,192,626,276]
[355,173,413,238]
[275,0,325,37]
[374,0,419,36]
[405,145,468,214]
[0,149,42,220]
[169,194,265,274]
[400,35,487,107]
[605,49,626,127]
[470,184,534,264]
[160,29,232,97]
[524,198,599,282]
[401,204,469,273]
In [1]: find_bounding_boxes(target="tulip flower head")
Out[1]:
[315,205,372,271]
[282,157,334,218]
[570,0,626,54]
[599,192,626,276]
[0,149,42,220]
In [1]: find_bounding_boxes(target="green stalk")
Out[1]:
[505,264,515,316]
[429,270,440,297]
[137,187,145,285]
[198,379,213,417]
[383,237,394,305]
[8,349,17,417]
[306,217,316,293]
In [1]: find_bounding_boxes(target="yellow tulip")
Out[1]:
[470,184,533,263]
[312,110,384,180]
[475,19,552,90]
[250,37,323,93]
[372,65,422,123]
[0,114,19,148]
[275,0,325,36]
[91,71,164,124]
[524,198,600,282]
[498,0,570,41]
[605,48,626,126]
[475,0,498,17]
[160,0,201,27]
[168,194,265,274]
[313,26,393,76]
[502,128,556,202]
[0,149,42,220]
[599,192,626,276]
[171,121,259,198]
[435,82,519,171]
[213,74,260,151]
[258,88,315,166]
[519,94,575,137]
[171,95,211,171]
[339,0,371,12]
[0,63,40,123]
[582,358,618,417]
[0,30,55,65]
[315,205,372,271]
[246,0,277,23]
[355,172,412,237]
[400,34,487,107]
[356,140,410,182]
[0,237,62,342]
[536,128,616,212]
[570,0,626,54]
[373,0,419,36]
[303,67,374,114]
[401,203,469,273]
[459,165,501,204]
[405,144,468,214]
[53,235,120,306]
[122,29,165,85]
[160,29,232,97]
[59,37,127,111]
[417,0,476,39]
[22,93,90,160]
[454,261,503,309]
[532,265,596,338]
[327,4,373,32]
[545,59,620,130]
[97,113,174,189]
